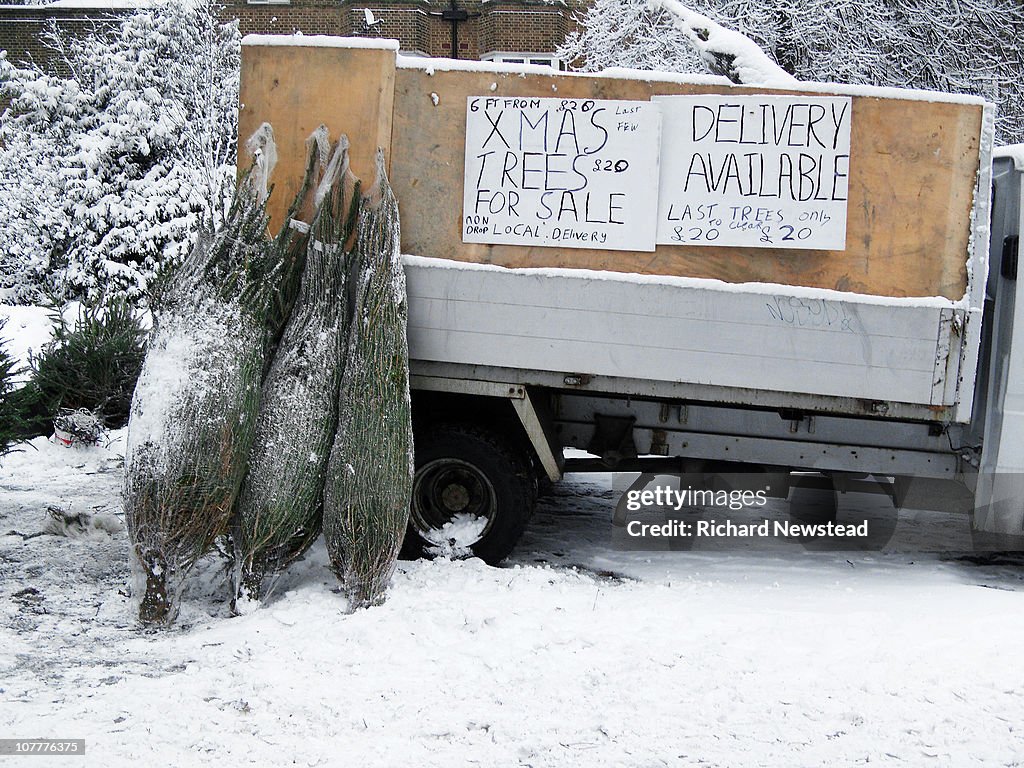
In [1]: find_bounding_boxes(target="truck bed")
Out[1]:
[404,255,972,422]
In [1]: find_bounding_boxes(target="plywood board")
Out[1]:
[238,43,397,232]
[391,67,983,299]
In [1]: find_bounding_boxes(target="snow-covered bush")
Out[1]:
[0,0,240,305]
[559,0,1024,143]
[23,297,148,436]
[0,320,26,456]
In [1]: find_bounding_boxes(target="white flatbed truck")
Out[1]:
[238,37,1023,562]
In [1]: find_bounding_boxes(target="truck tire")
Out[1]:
[402,423,536,565]
[789,484,838,524]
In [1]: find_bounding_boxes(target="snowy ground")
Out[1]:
[1,305,60,385]
[2,304,1024,766]
[1,430,1024,768]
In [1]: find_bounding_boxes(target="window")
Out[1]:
[481,52,563,70]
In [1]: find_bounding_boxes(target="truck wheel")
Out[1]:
[402,424,535,565]
[789,477,838,524]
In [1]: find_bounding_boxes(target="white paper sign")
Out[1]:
[462,96,662,251]
[654,95,852,250]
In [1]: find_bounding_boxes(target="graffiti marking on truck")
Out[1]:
[767,296,858,333]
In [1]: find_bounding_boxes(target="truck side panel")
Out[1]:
[975,155,1024,533]
[405,256,958,411]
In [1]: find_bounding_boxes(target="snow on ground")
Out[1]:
[1,305,56,385]
[1,430,1023,767]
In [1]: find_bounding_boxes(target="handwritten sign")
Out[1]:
[654,95,852,250]
[462,96,662,251]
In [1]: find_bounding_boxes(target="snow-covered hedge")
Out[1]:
[0,0,240,305]
[560,0,1024,144]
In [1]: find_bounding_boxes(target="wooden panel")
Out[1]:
[391,67,983,299]
[238,43,397,233]
[404,258,946,405]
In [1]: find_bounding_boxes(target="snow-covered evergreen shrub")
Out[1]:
[559,0,1024,143]
[0,50,83,304]
[0,320,26,456]
[0,0,240,304]
[23,297,148,435]
[323,151,414,611]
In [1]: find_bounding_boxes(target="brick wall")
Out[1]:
[0,5,124,74]
[219,0,587,61]
[478,3,572,59]
[224,0,344,38]
[0,0,588,75]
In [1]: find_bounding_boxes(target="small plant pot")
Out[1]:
[52,426,76,447]
[51,408,104,447]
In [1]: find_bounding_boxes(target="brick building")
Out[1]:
[227,0,584,65]
[0,2,121,73]
[0,0,586,73]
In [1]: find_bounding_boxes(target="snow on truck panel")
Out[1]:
[994,144,1024,171]
[241,35,400,52]
[401,255,968,310]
